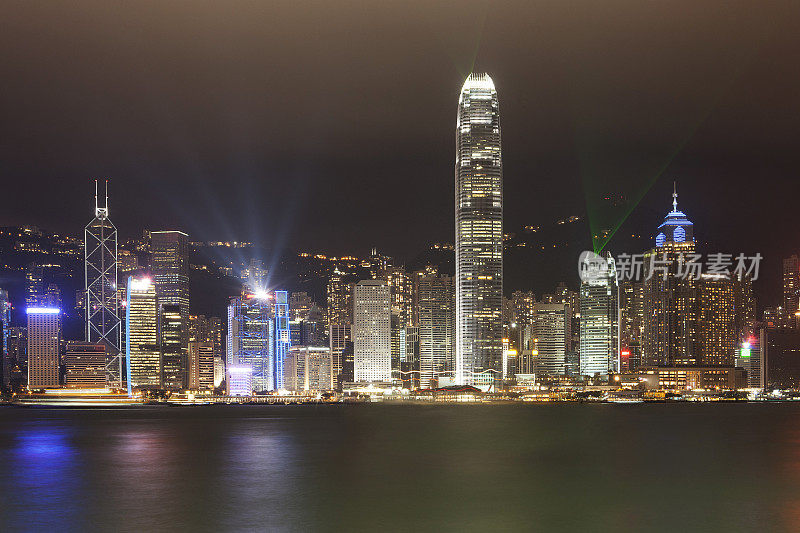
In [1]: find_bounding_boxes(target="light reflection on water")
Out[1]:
[1,404,800,532]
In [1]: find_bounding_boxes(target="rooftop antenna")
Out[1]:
[95,178,109,219]
[672,181,678,212]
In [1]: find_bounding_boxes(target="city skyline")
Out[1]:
[2,4,800,532]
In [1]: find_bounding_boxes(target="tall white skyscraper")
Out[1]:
[579,254,620,377]
[353,280,391,383]
[455,73,503,390]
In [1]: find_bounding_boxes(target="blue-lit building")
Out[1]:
[226,291,292,393]
[273,291,290,390]
[227,295,274,392]
[0,289,10,384]
[642,186,698,367]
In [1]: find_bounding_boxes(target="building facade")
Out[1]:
[64,342,107,388]
[418,274,455,388]
[353,280,391,383]
[455,73,503,389]
[579,254,619,377]
[126,277,161,389]
[27,307,61,388]
[227,295,274,392]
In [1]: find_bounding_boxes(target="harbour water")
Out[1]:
[0,403,798,532]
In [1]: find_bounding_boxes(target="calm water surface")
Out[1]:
[1,403,799,532]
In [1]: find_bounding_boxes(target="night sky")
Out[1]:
[2,1,799,298]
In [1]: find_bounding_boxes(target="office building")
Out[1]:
[227,295,274,392]
[329,323,349,387]
[455,73,503,389]
[151,230,190,347]
[782,255,800,328]
[327,269,353,327]
[284,346,333,392]
[84,180,123,387]
[213,356,225,388]
[353,280,391,383]
[27,307,61,388]
[126,277,161,389]
[642,187,698,366]
[64,342,107,388]
[160,304,184,390]
[188,341,215,390]
[274,290,291,389]
[227,365,253,396]
[532,303,570,378]
[763,330,800,390]
[418,274,455,388]
[697,274,737,367]
[580,254,619,377]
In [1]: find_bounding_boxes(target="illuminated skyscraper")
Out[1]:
[151,230,190,325]
[227,295,274,392]
[418,274,455,388]
[25,264,43,306]
[26,307,61,388]
[782,255,800,328]
[642,187,698,366]
[126,277,160,390]
[326,269,353,328]
[579,254,620,377]
[274,290,290,389]
[353,280,391,383]
[0,289,10,372]
[329,323,349,387]
[85,180,123,387]
[455,73,503,389]
[160,304,184,390]
[532,303,570,378]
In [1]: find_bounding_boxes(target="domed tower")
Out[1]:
[655,183,694,248]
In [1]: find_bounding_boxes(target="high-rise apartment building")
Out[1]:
[455,73,503,390]
[26,307,61,388]
[126,277,161,390]
[353,280,391,383]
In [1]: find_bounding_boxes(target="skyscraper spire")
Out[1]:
[94,178,109,219]
[672,181,678,212]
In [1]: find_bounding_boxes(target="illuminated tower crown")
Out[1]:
[655,183,693,247]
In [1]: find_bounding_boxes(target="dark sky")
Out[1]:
[2,1,799,276]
